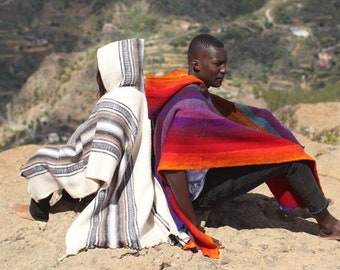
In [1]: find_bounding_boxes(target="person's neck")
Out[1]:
[187,69,209,90]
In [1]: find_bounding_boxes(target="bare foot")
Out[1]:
[319,219,340,240]
[12,204,35,221]
[315,210,340,240]
[49,197,77,214]
[319,230,340,240]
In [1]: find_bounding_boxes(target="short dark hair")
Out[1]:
[96,70,107,99]
[188,34,224,60]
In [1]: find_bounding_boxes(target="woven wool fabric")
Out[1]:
[20,39,180,257]
[145,70,322,258]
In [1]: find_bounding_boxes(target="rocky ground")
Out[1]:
[0,102,339,270]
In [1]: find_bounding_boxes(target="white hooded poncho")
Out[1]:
[20,38,181,256]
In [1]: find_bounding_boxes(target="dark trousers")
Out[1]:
[29,190,79,222]
[192,161,329,215]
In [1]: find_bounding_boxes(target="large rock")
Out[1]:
[275,102,340,144]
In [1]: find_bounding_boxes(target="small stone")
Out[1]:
[220,256,232,265]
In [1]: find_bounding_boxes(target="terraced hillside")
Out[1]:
[0,0,339,150]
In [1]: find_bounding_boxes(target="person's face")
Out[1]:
[194,46,228,88]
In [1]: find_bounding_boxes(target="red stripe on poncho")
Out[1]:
[145,70,322,259]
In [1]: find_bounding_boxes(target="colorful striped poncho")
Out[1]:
[145,70,322,259]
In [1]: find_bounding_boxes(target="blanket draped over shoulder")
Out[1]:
[145,70,322,259]
[19,39,180,256]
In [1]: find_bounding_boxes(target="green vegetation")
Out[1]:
[255,81,340,112]
[150,0,266,21]
[0,0,339,150]
[1,0,339,94]
[322,129,340,145]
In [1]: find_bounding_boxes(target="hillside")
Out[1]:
[0,0,339,149]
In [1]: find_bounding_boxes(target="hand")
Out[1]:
[196,224,224,249]
[212,237,224,249]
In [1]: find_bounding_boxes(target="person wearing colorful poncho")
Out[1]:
[145,34,340,258]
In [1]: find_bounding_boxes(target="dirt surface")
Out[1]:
[1,106,339,269]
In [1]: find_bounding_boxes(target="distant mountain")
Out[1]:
[0,0,339,150]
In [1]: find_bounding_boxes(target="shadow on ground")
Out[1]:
[199,193,318,236]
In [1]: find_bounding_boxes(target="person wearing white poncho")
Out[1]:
[13,38,181,256]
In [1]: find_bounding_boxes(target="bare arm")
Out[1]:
[165,170,224,248]
[164,170,200,228]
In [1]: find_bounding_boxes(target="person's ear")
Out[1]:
[193,59,200,72]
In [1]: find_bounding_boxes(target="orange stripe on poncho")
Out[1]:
[145,70,322,259]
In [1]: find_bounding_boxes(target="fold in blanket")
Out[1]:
[145,70,322,258]
[20,39,180,256]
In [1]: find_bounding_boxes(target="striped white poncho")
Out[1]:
[20,38,180,256]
